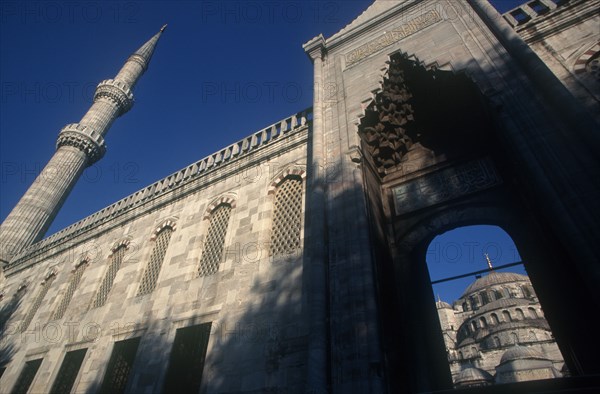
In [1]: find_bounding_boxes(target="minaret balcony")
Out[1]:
[94,79,134,115]
[56,123,106,164]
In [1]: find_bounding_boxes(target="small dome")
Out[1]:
[436,300,452,309]
[499,346,548,364]
[455,367,493,385]
[461,271,529,297]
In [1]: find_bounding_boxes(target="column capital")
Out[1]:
[303,34,326,61]
[56,123,106,164]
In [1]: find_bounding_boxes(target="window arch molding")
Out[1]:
[572,41,600,76]
[267,167,306,195]
[109,238,132,256]
[151,218,177,240]
[202,194,237,220]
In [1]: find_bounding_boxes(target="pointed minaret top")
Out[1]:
[131,25,167,69]
[116,25,167,88]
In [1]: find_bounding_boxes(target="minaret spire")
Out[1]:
[0,26,166,267]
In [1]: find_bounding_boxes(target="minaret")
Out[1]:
[0,25,167,267]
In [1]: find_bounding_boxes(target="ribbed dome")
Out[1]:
[455,367,493,385]
[461,271,529,297]
[500,346,548,364]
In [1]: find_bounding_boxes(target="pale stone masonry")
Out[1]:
[1,1,600,393]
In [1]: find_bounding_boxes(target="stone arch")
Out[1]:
[109,238,132,255]
[151,218,177,240]
[202,194,237,220]
[572,41,600,76]
[267,166,306,195]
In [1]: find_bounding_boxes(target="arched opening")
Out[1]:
[426,224,565,387]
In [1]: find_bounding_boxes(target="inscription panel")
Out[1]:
[345,10,442,67]
[392,158,502,215]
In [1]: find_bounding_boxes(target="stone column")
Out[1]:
[303,34,328,394]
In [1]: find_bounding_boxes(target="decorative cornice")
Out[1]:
[56,123,106,164]
[94,79,134,115]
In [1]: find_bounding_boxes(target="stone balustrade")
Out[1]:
[7,108,312,268]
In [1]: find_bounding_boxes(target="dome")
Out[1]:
[499,346,548,364]
[436,300,452,309]
[454,367,493,386]
[461,271,529,297]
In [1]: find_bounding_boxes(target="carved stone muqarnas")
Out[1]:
[360,55,420,175]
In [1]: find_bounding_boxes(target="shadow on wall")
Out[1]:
[83,251,308,393]
[0,295,21,372]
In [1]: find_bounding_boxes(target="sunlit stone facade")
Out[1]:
[1,1,598,393]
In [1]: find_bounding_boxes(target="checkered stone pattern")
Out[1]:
[199,204,232,277]
[269,177,303,256]
[92,246,126,308]
[53,262,87,320]
[20,275,55,332]
[137,227,173,296]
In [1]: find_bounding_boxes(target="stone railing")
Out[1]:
[502,0,569,27]
[8,108,312,268]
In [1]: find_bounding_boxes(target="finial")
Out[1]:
[160,24,167,33]
[485,253,494,270]
[437,294,441,303]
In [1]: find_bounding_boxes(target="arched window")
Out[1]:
[269,176,303,257]
[494,289,503,300]
[462,302,468,312]
[480,291,490,305]
[471,320,478,331]
[469,295,478,310]
[522,285,533,298]
[493,336,501,347]
[502,310,512,322]
[511,332,519,344]
[137,225,174,296]
[53,260,89,320]
[491,313,500,325]
[199,204,232,277]
[528,307,538,319]
[479,316,487,328]
[20,273,55,332]
[92,243,128,308]
[515,308,525,320]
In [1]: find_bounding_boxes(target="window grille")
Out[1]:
[92,246,126,308]
[137,227,173,296]
[10,358,42,394]
[162,323,212,393]
[99,337,141,394]
[53,262,87,320]
[199,204,232,276]
[20,275,55,332]
[49,348,87,394]
[269,176,303,256]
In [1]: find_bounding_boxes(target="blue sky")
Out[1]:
[1,1,526,300]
